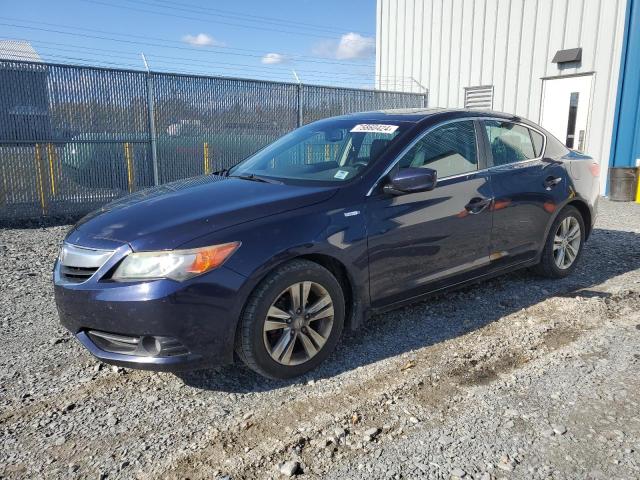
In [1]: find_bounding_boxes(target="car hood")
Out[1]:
[67,175,337,251]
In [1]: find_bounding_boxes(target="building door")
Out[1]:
[540,75,593,153]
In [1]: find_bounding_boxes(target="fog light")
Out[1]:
[141,336,162,356]
[87,330,190,357]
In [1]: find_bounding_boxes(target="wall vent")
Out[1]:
[464,85,494,110]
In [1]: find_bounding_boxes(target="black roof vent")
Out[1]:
[552,48,582,64]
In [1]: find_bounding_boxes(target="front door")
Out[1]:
[366,120,493,307]
[540,75,593,152]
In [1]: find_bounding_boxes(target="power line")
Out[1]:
[81,0,368,41]
[0,17,376,67]
[3,51,142,70]
[26,41,414,83]
[1,45,416,90]
[136,0,375,36]
[35,46,357,81]
[18,52,407,90]
[34,46,417,88]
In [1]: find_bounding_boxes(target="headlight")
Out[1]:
[112,242,240,282]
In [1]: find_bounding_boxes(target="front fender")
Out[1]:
[178,201,370,323]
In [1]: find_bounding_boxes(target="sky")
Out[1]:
[0,0,385,89]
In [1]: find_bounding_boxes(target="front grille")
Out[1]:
[58,243,115,284]
[87,330,190,357]
[60,265,99,283]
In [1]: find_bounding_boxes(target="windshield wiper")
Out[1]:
[230,173,283,184]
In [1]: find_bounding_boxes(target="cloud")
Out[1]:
[182,33,224,47]
[261,53,287,65]
[336,32,375,60]
[312,32,375,60]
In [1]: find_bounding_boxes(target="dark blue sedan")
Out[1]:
[54,109,600,379]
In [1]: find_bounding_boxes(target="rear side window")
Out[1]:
[484,121,536,166]
[398,120,478,178]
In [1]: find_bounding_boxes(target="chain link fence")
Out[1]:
[0,59,427,221]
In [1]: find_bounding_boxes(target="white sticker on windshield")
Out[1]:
[350,124,399,134]
[334,170,349,180]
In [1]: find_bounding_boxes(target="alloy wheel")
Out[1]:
[263,281,334,366]
[553,216,581,270]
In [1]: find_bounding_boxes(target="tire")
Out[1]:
[235,259,345,379]
[533,205,586,279]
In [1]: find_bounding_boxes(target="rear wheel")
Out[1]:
[236,259,345,379]
[534,205,585,278]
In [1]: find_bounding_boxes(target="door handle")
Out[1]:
[544,176,562,190]
[465,197,492,214]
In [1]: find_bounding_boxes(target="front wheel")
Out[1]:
[235,259,345,379]
[534,205,585,278]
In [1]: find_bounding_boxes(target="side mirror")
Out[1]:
[383,167,437,195]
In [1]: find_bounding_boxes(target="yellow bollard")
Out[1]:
[34,143,47,215]
[0,164,6,208]
[124,142,134,193]
[0,146,7,208]
[203,142,210,174]
[46,143,56,196]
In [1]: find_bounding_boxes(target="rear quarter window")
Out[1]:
[544,135,571,158]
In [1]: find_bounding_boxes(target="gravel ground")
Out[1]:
[1,199,639,480]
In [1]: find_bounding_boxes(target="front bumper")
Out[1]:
[74,331,205,371]
[54,252,249,372]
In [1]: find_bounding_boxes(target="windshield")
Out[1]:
[228,118,409,184]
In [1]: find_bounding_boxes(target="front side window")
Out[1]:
[229,119,409,184]
[484,121,537,166]
[397,120,478,178]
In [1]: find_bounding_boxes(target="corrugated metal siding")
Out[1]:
[377,0,628,191]
[0,40,42,62]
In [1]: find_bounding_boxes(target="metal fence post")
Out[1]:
[146,72,160,186]
[297,83,303,127]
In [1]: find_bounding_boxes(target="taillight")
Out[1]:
[589,162,601,177]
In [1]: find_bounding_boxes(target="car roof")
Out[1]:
[334,108,528,125]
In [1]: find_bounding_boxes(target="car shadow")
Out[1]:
[177,227,640,393]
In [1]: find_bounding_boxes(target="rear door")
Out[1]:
[481,120,569,268]
[366,119,494,307]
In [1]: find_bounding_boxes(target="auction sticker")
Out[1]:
[350,124,399,134]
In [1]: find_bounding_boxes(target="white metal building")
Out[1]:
[375,0,632,192]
